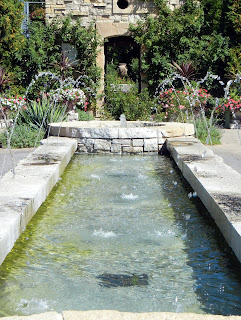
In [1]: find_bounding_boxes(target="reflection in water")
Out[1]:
[0,155,240,316]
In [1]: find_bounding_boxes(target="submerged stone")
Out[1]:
[96,273,149,288]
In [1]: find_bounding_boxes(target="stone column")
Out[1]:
[96,41,105,117]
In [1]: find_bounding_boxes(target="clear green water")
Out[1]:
[0,154,241,317]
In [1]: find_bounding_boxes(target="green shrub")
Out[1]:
[77,110,95,121]
[0,124,45,148]
[104,86,154,121]
[129,0,230,92]
[103,65,154,120]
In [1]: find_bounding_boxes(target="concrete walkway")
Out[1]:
[207,128,241,175]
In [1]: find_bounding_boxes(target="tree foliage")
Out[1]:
[129,0,230,92]
[3,16,101,95]
[17,21,60,87]
[58,17,100,82]
[199,0,226,34]
[0,0,25,69]
[228,0,241,37]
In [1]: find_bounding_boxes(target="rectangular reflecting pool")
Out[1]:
[0,155,241,317]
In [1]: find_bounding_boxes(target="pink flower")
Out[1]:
[84,101,88,111]
[178,105,185,110]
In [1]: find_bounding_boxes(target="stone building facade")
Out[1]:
[46,0,184,24]
[45,0,184,110]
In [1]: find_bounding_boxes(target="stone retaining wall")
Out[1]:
[49,121,195,154]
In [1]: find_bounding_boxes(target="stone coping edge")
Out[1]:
[166,136,241,264]
[1,310,241,320]
[0,136,77,266]
[49,121,195,139]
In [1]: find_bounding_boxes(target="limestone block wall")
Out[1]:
[46,0,184,24]
[49,121,194,154]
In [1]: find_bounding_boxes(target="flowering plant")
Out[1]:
[157,87,211,121]
[216,97,241,114]
[0,95,27,112]
[30,8,45,21]
[49,87,86,110]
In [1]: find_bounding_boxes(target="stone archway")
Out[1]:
[96,22,136,113]
[104,36,141,92]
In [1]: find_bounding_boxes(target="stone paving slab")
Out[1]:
[63,311,241,320]
[2,311,241,320]
[2,312,61,320]
[49,121,195,139]
[0,148,34,178]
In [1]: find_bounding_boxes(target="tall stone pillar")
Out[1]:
[95,21,129,116]
[96,42,105,117]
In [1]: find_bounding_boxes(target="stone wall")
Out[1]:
[46,0,184,25]
[49,121,194,154]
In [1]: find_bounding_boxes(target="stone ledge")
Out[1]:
[0,137,77,266]
[2,310,241,320]
[166,136,241,264]
[50,121,194,154]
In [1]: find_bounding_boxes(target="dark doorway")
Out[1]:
[104,36,141,92]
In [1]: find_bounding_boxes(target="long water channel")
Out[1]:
[0,154,241,316]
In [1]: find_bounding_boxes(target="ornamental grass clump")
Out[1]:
[0,124,45,149]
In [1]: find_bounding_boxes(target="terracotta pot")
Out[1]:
[118,63,128,77]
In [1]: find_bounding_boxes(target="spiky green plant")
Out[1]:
[19,99,67,132]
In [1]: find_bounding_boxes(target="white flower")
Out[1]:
[49,87,86,108]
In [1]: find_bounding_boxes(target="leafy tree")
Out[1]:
[5,16,101,96]
[227,0,241,37]
[58,17,101,84]
[199,0,226,34]
[0,0,25,75]
[129,0,230,92]
[17,20,61,87]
